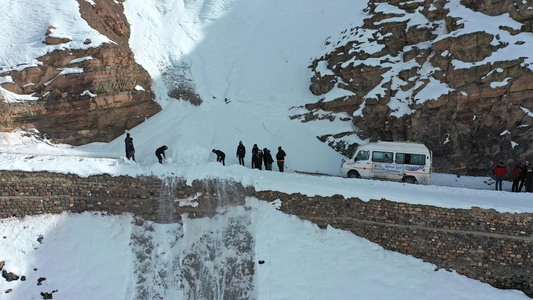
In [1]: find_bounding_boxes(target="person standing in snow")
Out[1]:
[212,149,226,166]
[251,144,259,168]
[492,162,506,191]
[276,146,286,172]
[124,133,131,159]
[236,141,246,166]
[126,137,136,162]
[155,145,168,164]
[525,163,533,193]
[263,148,273,171]
[254,149,263,170]
[519,162,528,192]
[512,163,521,192]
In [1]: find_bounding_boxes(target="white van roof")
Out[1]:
[358,141,430,154]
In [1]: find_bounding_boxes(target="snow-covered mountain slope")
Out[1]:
[0,0,372,174]
[115,0,372,174]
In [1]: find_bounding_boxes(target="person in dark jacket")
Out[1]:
[525,164,533,193]
[251,144,259,168]
[155,145,168,164]
[263,148,274,171]
[236,141,246,166]
[519,163,528,192]
[512,163,521,192]
[124,133,131,159]
[276,146,286,172]
[212,149,225,166]
[492,162,506,191]
[254,149,263,170]
[126,137,135,161]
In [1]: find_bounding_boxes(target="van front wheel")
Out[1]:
[403,176,417,184]
[348,171,360,178]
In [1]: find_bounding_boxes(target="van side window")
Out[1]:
[372,151,393,163]
[396,153,426,165]
[356,150,370,161]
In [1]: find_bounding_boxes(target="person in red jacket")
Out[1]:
[492,162,506,191]
[511,163,521,192]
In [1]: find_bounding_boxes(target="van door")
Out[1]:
[397,152,430,183]
[371,151,403,180]
[354,150,371,178]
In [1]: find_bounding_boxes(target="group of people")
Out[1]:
[247,142,287,172]
[125,133,286,171]
[512,162,533,192]
[213,141,287,172]
[124,133,168,164]
[492,161,533,192]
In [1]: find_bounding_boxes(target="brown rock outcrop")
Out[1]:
[462,0,533,29]
[305,0,533,175]
[0,0,160,145]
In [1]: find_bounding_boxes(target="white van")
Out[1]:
[340,141,432,183]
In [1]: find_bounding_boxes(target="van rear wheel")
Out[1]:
[403,176,417,184]
[348,171,360,178]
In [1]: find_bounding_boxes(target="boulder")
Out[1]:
[2,270,19,282]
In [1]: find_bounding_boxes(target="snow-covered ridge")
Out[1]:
[0,0,110,72]
[315,0,533,117]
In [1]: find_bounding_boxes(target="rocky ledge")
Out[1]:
[0,0,160,145]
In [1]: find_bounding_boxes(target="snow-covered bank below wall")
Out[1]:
[0,201,529,300]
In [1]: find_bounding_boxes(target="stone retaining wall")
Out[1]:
[0,171,531,297]
[256,191,533,297]
[0,171,250,222]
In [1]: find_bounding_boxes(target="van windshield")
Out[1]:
[355,150,370,161]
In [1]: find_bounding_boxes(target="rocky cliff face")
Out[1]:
[305,0,533,175]
[0,0,161,145]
